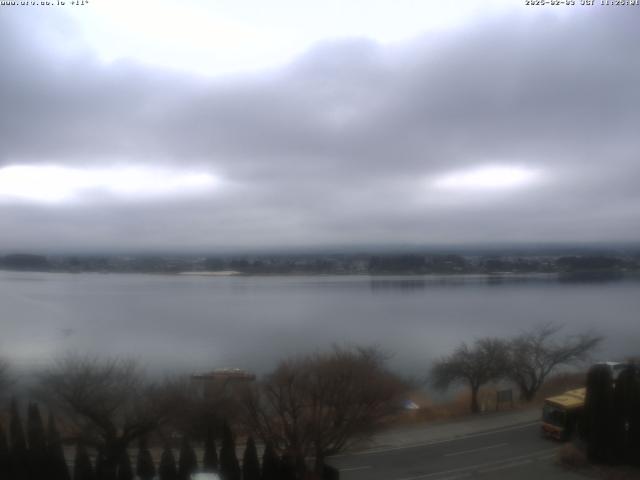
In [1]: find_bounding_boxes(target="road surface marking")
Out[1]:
[537,453,556,461]
[340,465,372,472]
[436,474,471,480]
[444,442,507,457]
[392,447,557,480]
[335,421,539,457]
[477,458,532,473]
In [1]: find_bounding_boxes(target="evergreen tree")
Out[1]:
[158,446,178,480]
[614,366,631,462]
[116,451,133,480]
[74,443,95,480]
[177,437,198,480]
[47,412,71,480]
[585,364,615,463]
[136,437,156,480]
[630,365,640,466]
[614,364,640,465]
[260,443,279,480]
[10,399,28,480]
[202,427,218,472]
[95,448,105,480]
[0,421,11,480]
[279,450,296,480]
[27,403,47,479]
[97,446,118,480]
[322,464,340,480]
[219,422,240,480]
[242,436,260,480]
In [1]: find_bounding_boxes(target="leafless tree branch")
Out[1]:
[38,354,172,480]
[241,345,408,475]
[430,337,510,413]
[507,322,602,401]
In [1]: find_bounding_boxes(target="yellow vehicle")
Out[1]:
[541,388,585,441]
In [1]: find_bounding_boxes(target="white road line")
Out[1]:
[335,421,539,457]
[444,442,508,457]
[477,458,532,473]
[537,453,557,461]
[339,465,372,472]
[392,447,558,480]
[435,474,471,480]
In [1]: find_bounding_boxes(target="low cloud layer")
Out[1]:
[1,8,639,252]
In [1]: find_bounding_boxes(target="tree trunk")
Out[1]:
[102,440,126,480]
[470,385,480,414]
[520,387,536,403]
[313,448,324,474]
[295,452,307,479]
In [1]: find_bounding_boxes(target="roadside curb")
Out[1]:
[340,420,541,457]
[334,409,541,458]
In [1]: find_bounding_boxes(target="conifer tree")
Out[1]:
[202,427,218,473]
[614,364,640,465]
[136,437,156,480]
[116,451,133,480]
[158,445,178,480]
[242,436,261,480]
[0,421,11,480]
[630,366,640,466]
[74,443,95,480]
[95,448,105,480]
[177,436,198,480]
[47,413,71,480]
[10,399,28,480]
[323,464,340,480]
[260,442,279,480]
[219,422,240,480]
[27,403,47,479]
[279,450,296,480]
[585,364,615,463]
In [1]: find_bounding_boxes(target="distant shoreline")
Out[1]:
[177,270,242,276]
[1,251,638,277]
[0,269,638,283]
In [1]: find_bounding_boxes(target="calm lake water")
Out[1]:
[1,271,639,376]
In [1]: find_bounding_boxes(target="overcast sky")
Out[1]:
[0,1,639,253]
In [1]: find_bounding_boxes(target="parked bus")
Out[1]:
[541,387,585,441]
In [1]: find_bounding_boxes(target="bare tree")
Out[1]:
[38,355,170,480]
[431,338,509,414]
[155,374,242,441]
[507,323,602,402]
[242,346,407,475]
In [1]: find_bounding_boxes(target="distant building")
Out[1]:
[192,367,256,382]
[191,368,256,398]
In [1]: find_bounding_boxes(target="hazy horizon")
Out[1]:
[2,240,640,258]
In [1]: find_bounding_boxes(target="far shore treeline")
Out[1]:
[1,249,639,276]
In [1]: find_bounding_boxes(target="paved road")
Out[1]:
[328,422,587,479]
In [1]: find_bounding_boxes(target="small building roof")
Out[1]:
[191,368,255,381]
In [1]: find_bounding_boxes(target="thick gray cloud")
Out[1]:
[1,8,639,252]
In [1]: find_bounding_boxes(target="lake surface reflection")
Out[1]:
[1,271,639,376]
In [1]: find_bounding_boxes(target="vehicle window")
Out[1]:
[543,404,565,427]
